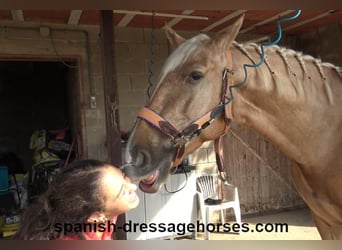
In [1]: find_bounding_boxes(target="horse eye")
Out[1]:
[188,71,203,83]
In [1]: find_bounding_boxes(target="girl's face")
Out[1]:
[101,165,140,217]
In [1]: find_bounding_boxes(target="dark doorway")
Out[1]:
[0,60,81,172]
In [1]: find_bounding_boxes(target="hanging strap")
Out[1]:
[213,50,234,182]
[214,134,229,182]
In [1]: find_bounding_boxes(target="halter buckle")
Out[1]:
[172,135,189,147]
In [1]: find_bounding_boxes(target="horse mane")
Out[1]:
[234,42,342,79]
[233,42,341,104]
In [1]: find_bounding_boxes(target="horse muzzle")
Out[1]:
[122,145,175,193]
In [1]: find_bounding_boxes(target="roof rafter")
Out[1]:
[113,10,208,20]
[202,10,246,32]
[240,10,295,34]
[165,10,195,28]
[10,10,24,21]
[117,13,136,27]
[283,10,337,32]
[68,10,83,25]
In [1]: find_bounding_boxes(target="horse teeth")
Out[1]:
[141,170,159,186]
[144,174,154,182]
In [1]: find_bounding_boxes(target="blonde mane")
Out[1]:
[233,42,341,105]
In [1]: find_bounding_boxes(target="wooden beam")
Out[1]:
[99,10,122,167]
[101,11,125,238]
[165,10,195,28]
[117,13,135,27]
[113,10,208,20]
[240,10,295,34]
[10,10,24,21]
[99,12,126,240]
[244,35,270,44]
[202,10,246,32]
[68,10,83,25]
[283,10,336,32]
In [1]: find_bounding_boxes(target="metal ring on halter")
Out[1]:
[172,136,187,147]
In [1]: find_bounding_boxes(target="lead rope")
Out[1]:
[222,10,302,107]
[163,168,188,194]
[214,135,229,184]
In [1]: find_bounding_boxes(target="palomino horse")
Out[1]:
[124,15,342,239]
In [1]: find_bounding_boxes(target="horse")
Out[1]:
[123,15,342,239]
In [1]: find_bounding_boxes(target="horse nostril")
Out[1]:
[124,147,153,179]
[135,151,144,167]
[135,148,151,168]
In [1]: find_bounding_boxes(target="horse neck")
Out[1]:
[229,42,342,167]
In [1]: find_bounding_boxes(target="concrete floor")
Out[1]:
[195,208,321,240]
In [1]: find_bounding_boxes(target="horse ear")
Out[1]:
[164,24,185,49]
[214,14,244,50]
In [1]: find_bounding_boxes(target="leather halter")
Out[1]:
[137,50,234,177]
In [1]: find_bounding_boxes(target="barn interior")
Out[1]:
[0,9,341,239]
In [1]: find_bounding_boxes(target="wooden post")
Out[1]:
[99,10,122,166]
[99,10,126,239]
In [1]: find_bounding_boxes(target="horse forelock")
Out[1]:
[337,67,342,78]
[158,34,210,84]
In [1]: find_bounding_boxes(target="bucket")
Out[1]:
[0,166,9,195]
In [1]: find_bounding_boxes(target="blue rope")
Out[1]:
[226,10,302,102]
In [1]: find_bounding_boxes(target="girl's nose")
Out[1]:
[128,183,137,192]
[124,175,132,183]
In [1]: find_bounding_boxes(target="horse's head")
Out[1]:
[124,15,244,193]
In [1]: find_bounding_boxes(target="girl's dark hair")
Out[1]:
[14,159,108,240]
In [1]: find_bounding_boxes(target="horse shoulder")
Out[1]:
[290,162,342,226]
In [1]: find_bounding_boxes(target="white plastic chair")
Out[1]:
[196,173,241,240]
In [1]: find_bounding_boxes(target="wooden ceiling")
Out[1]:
[1,10,342,36]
